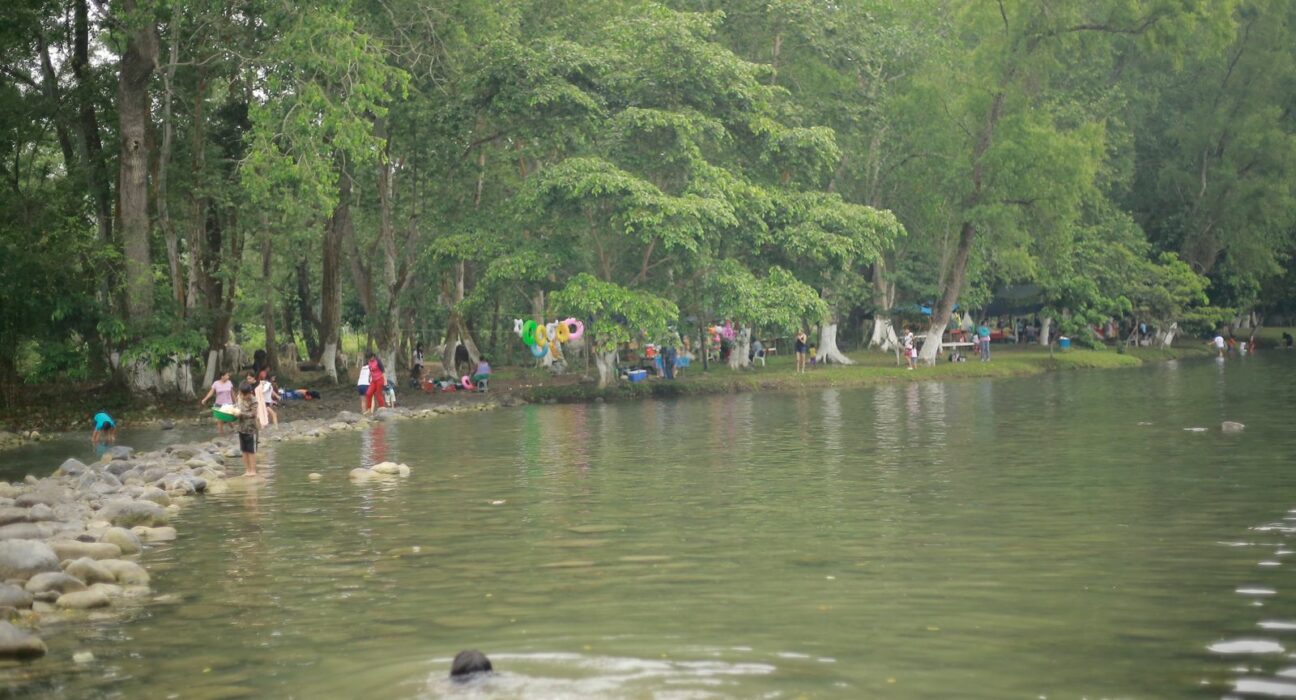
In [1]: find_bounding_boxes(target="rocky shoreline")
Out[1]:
[0,397,514,660]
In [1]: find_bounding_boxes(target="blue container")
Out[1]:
[1058,337,1071,350]
[628,369,648,383]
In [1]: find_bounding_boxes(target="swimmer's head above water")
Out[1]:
[450,649,492,681]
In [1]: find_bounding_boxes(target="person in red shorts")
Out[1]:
[363,354,387,414]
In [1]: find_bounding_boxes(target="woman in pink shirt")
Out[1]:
[199,371,235,434]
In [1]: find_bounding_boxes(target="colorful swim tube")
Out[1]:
[555,321,571,343]
[461,375,473,390]
[565,318,585,341]
[521,320,538,346]
[529,342,547,358]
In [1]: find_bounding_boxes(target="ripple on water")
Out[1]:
[419,652,778,700]
[1238,587,1278,596]
[1210,640,1286,654]
[1233,678,1296,697]
[1260,622,1296,631]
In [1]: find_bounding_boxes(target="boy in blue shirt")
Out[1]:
[91,412,116,446]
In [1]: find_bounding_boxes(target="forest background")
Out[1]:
[1,0,1294,397]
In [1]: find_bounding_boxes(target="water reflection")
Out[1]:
[8,355,1296,699]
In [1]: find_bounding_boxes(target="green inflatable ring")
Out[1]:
[522,320,538,346]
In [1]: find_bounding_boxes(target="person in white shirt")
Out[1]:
[357,363,371,410]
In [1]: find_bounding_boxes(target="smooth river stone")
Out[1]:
[0,540,60,580]
[99,559,149,586]
[100,526,142,554]
[132,526,178,542]
[566,525,624,534]
[0,585,32,609]
[25,572,87,595]
[56,589,111,610]
[49,540,122,561]
[0,621,45,658]
[64,557,116,585]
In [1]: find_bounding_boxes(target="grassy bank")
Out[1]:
[517,343,1214,404]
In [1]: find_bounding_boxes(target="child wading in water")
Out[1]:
[236,382,260,476]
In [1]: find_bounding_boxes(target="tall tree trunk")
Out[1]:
[117,0,160,324]
[319,165,351,383]
[262,228,278,372]
[71,0,115,307]
[921,91,1005,365]
[1039,317,1052,347]
[34,33,76,168]
[818,321,853,364]
[296,260,321,359]
[157,2,183,310]
[867,260,898,351]
[185,70,207,311]
[728,327,752,370]
[593,347,618,388]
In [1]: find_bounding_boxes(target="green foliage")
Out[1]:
[550,274,678,353]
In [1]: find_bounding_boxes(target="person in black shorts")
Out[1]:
[794,331,809,374]
[236,382,260,476]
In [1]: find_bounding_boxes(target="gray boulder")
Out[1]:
[49,540,121,561]
[98,499,168,527]
[99,527,142,555]
[137,487,171,507]
[0,540,60,580]
[104,461,136,477]
[0,508,31,527]
[0,584,32,609]
[0,523,46,541]
[99,559,149,586]
[336,411,363,424]
[25,572,87,595]
[63,558,115,585]
[56,590,110,610]
[55,458,88,477]
[107,446,133,460]
[0,621,45,658]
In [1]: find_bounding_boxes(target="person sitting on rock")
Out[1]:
[451,649,492,681]
[91,412,116,446]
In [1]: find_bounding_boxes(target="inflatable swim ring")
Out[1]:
[535,328,548,348]
[513,318,523,334]
[567,319,585,341]
[555,321,571,343]
[461,375,473,390]
[522,320,538,346]
[530,342,547,358]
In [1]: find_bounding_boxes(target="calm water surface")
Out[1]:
[9,355,1296,699]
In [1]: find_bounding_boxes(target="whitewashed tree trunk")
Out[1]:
[868,316,898,351]
[593,349,618,388]
[818,322,854,364]
[1039,318,1052,347]
[1155,322,1178,348]
[320,341,338,383]
[202,349,220,388]
[728,327,752,370]
[918,325,942,365]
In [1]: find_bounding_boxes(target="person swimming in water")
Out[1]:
[450,650,493,681]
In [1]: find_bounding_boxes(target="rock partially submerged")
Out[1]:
[0,621,46,658]
[1222,421,1246,433]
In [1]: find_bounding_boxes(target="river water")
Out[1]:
[9,354,1296,698]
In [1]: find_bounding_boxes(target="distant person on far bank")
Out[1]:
[412,343,425,385]
[903,327,916,370]
[1284,331,1293,350]
[472,356,492,387]
[91,412,116,446]
[794,331,808,374]
[977,321,991,361]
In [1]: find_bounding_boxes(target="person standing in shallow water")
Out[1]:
[200,371,235,434]
[794,331,809,374]
[364,355,387,414]
[236,382,259,476]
